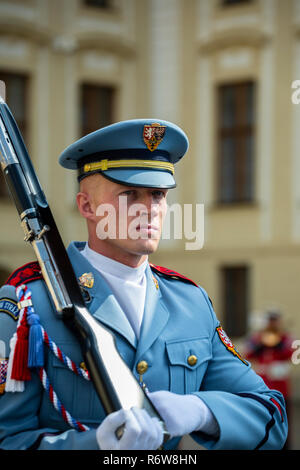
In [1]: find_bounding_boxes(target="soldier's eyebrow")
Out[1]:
[113,184,137,195]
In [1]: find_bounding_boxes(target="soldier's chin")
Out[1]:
[129,238,160,255]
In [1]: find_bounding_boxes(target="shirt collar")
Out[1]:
[80,242,148,284]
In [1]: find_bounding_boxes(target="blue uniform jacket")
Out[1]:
[0,241,288,450]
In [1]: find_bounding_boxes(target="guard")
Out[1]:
[0,119,288,450]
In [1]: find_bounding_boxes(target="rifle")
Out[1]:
[0,82,169,444]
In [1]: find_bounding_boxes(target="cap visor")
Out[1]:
[99,168,176,188]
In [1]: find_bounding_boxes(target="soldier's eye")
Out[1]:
[152,190,166,199]
[121,190,135,197]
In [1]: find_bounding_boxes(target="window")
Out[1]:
[0,71,29,199]
[222,0,252,5]
[217,81,255,204]
[83,0,110,8]
[221,266,249,337]
[80,83,116,137]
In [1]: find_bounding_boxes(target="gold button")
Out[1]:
[136,360,148,375]
[187,355,197,366]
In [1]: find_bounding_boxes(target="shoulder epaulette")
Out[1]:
[5,261,43,288]
[150,263,198,287]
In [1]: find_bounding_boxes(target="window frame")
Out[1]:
[221,265,249,338]
[216,80,256,205]
[80,82,116,138]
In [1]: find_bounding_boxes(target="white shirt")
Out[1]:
[81,243,147,337]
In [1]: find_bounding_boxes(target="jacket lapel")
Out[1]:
[67,241,137,348]
[136,265,169,360]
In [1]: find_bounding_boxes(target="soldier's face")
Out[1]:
[77,173,168,264]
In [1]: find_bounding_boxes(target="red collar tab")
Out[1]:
[5,261,43,288]
[149,264,198,287]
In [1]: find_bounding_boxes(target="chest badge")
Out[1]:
[143,123,166,152]
[79,272,94,289]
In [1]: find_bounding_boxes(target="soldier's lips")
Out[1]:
[136,224,159,234]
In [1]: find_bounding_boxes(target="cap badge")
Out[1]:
[79,272,94,289]
[143,123,166,152]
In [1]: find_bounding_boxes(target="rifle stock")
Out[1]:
[0,88,169,443]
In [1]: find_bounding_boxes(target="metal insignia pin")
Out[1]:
[152,275,159,290]
[78,272,94,289]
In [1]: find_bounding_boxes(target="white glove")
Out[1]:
[96,407,164,450]
[148,390,219,439]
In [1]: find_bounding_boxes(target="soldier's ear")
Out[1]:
[76,191,95,221]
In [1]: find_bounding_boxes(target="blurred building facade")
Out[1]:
[1,0,300,392]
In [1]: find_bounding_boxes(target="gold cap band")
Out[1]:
[83,158,174,175]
